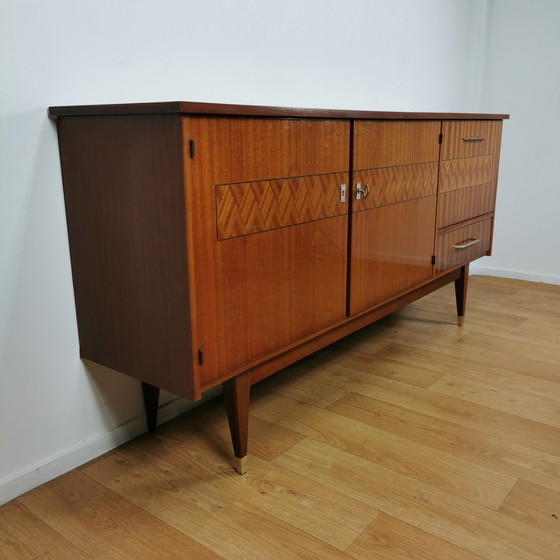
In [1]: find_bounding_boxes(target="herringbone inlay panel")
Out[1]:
[353,162,438,211]
[439,155,496,192]
[216,173,348,240]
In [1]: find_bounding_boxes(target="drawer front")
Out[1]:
[435,217,492,272]
[437,183,496,228]
[441,121,502,160]
[439,155,495,193]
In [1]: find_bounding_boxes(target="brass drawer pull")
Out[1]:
[463,136,486,142]
[452,238,481,249]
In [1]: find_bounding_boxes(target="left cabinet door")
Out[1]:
[183,117,351,389]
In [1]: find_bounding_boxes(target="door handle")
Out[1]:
[356,183,370,200]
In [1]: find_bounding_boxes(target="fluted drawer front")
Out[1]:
[435,217,492,272]
[437,183,496,228]
[441,121,502,160]
[216,172,348,240]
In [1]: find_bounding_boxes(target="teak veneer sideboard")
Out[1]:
[49,101,508,474]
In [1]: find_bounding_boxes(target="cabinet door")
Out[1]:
[184,117,350,388]
[349,121,440,315]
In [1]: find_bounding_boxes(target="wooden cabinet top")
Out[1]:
[48,101,509,121]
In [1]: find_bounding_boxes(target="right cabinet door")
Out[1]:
[349,121,441,315]
[436,120,503,272]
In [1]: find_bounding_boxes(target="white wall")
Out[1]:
[470,0,560,284]
[0,0,522,504]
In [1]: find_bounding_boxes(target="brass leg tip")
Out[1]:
[234,456,247,475]
[457,316,465,327]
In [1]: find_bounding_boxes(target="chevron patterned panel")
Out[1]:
[216,172,348,240]
[353,162,438,211]
[439,155,496,192]
[438,182,496,228]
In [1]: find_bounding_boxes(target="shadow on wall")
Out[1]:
[1,110,195,469]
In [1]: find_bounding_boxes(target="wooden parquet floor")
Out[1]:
[1,276,559,559]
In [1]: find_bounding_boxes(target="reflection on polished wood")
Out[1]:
[4,277,559,560]
[211,216,349,381]
[349,196,437,314]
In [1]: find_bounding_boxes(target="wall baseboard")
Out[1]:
[469,265,560,286]
[0,387,221,506]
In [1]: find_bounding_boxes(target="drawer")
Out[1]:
[435,217,492,272]
[439,154,496,193]
[437,183,496,228]
[441,121,502,160]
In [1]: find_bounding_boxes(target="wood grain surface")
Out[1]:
[437,182,496,228]
[48,100,510,121]
[435,217,493,272]
[353,120,440,170]
[184,117,350,385]
[57,114,196,399]
[349,196,437,314]
[440,120,502,160]
[3,276,558,559]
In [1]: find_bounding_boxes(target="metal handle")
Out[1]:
[452,238,481,250]
[463,137,486,142]
[356,182,370,200]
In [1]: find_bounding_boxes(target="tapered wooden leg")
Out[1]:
[141,382,160,433]
[454,264,469,326]
[223,372,251,475]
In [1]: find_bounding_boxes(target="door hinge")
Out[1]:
[198,349,203,365]
[189,140,196,158]
[438,133,443,144]
[431,255,436,265]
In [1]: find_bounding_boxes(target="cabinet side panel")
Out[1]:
[57,115,195,399]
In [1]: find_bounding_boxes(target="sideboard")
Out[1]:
[49,102,508,474]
